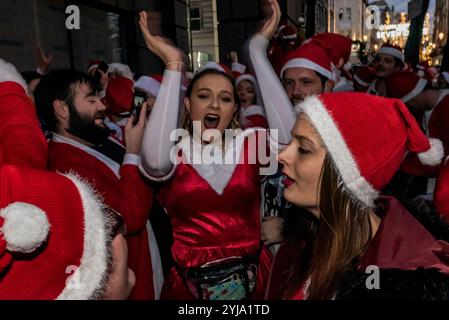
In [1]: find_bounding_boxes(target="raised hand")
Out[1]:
[35,45,53,74]
[138,11,184,70]
[230,51,238,63]
[259,0,281,41]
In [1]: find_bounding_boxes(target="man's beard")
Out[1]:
[66,105,110,146]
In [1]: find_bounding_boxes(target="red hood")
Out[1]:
[359,196,449,274]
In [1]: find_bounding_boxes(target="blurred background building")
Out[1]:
[1,0,446,74]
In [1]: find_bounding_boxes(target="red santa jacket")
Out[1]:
[0,81,47,169]
[402,91,449,177]
[48,134,155,300]
[435,158,449,219]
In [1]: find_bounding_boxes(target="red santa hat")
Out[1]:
[384,71,429,103]
[280,41,333,80]
[0,164,113,299]
[297,92,444,208]
[87,60,103,74]
[134,75,162,98]
[105,76,134,116]
[353,66,376,89]
[378,44,405,63]
[108,63,134,81]
[442,71,449,84]
[279,25,297,41]
[311,33,353,68]
[201,61,233,77]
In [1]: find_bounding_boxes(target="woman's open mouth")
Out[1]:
[204,113,220,129]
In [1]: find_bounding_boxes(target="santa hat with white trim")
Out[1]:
[353,66,376,89]
[108,63,134,81]
[311,33,352,69]
[378,44,405,63]
[280,41,333,80]
[200,61,233,78]
[296,92,444,208]
[384,71,429,103]
[0,164,114,299]
[134,74,163,98]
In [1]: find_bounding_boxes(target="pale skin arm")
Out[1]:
[138,11,183,178]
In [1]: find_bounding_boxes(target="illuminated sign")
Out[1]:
[376,23,410,39]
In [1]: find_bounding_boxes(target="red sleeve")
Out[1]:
[0,82,47,169]
[50,149,152,234]
[435,163,449,220]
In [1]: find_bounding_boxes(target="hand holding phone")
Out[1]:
[132,91,148,125]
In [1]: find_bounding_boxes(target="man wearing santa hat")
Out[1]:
[368,44,406,96]
[34,70,161,300]
[278,40,335,105]
[0,60,134,300]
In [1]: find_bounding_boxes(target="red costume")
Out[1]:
[153,130,272,299]
[48,134,157,300]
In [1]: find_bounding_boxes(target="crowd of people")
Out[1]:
[1,0,449,300]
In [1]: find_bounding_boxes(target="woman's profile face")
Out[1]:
[278,115,326,218]
[184,73,237,142]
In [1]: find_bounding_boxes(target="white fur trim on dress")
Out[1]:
[401,78,428,103]
[0,203,50,253]
[57,172,112,300]
[0,59,28,93]
[417,138,444,166]
[297,96,379,207]
[379,47,405,62]
[281,58,332,80]
[175,128,266,195]
[146,221,164,299]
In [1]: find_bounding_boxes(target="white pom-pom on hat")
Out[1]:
[417,138,444,166]
[0,202,50,253]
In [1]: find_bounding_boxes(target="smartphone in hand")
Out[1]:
[132,91,148,125]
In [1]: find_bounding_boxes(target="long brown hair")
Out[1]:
[283,154,373,299]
